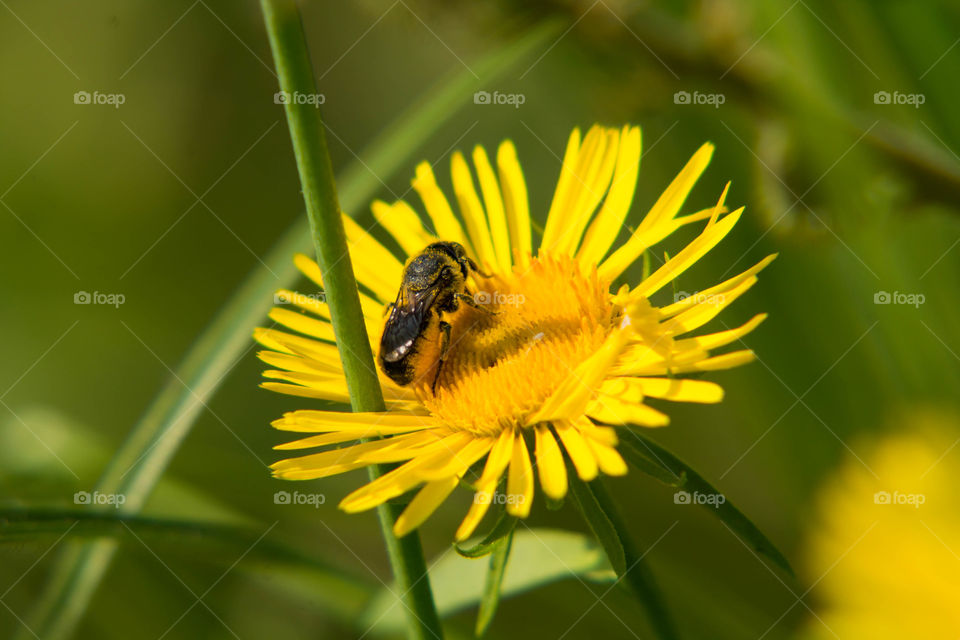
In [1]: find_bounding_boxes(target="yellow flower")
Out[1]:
[803,410,960,638]
[255,124,773,540]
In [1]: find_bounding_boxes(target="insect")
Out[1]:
[378,241,490,392]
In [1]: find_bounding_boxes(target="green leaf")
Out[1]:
[364,529,614,636]
[618,430,794,575]
[0,507,372,623]
[617,438,688,487]
[474,529,513,637]
[567,470,678,640]
[22,21,563,640]
[454,509,518,559]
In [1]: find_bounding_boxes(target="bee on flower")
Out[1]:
[255,124,774,540]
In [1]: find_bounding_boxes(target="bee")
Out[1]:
[378,241,490,392]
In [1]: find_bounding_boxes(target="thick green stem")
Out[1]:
[259,1,443,639]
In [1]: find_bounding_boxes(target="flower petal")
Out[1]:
[472,145,512,272]
[577,125,642,267]
[412,162,471,253]
[452,151,497,270]
[394,477,460,537]
[506,432,534,517]
[497,140,531,267]
[554,421,598,481]
[598,143,715,281]
[371,199,436,257]
[534,424,568,500]
[455,428,515,541]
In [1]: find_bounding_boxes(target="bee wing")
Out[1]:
[379,286,439,363]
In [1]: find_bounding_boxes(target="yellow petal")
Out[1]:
[506,432,534,517]
[656,254,776,319]
[393,476,460,537]
[257,350,340,376]
[555,420,598,481]
[631,206,743,299]
[455,428,515,541]
[586,437,628,476]
[371,199,436,257]
[555,127,620,256]
[543,126,607,254]
[497,140,531,268]
[412,162,471,252]
[340,432,477,512]
[341,213,404,302]
[271,410,435,433]
[540,127,581,255]
[260,380,350,404]
[661,274,758,336]
[271,433,435,480]
[451,151,497,270]
[578,125,642,267]
[534,425,568,500]
[674,313,768,352]
[668,349,756,373]
[603,377,725,403]
[598,143,715,281]
[473,145,512,272]
[586,397,670,427]
[268,307,336,342]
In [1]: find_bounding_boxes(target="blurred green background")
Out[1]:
[2,1,959,638]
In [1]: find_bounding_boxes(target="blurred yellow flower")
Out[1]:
[804,410,960,638]
[255,124,773,540]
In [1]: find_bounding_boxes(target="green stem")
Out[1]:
[259,2,442,639]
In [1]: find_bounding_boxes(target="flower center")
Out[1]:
[416,255,618,437]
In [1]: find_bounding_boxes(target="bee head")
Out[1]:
[425,241,480,279]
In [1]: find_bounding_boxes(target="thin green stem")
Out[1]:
[259,1,442,639]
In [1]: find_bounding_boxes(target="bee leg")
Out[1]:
[457,292,497,315]
[383,302,395,318]
[432,320,452,394]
